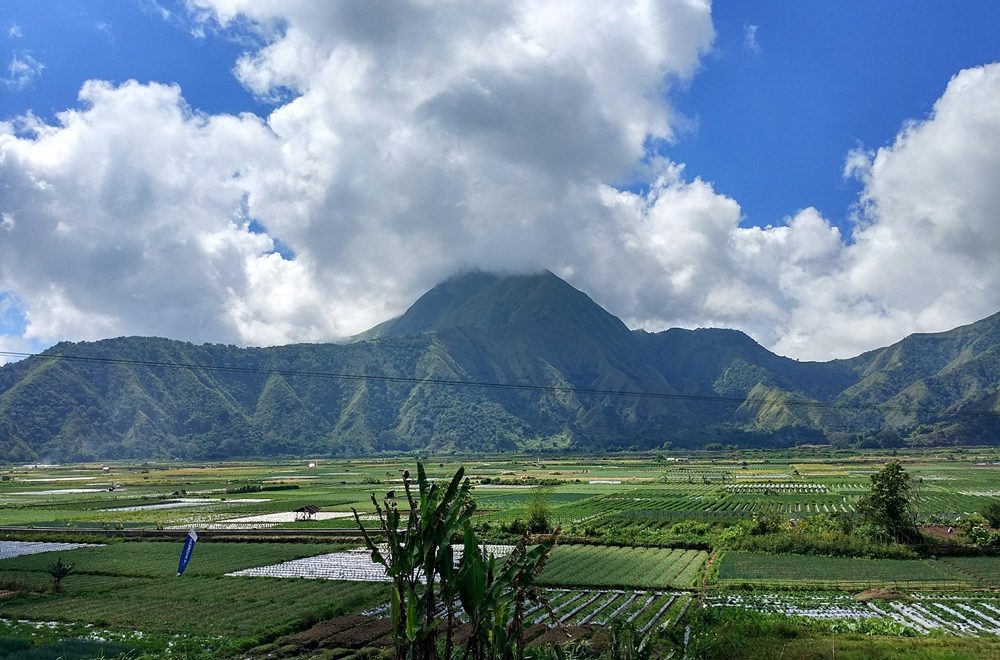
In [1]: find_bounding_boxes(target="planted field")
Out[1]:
[0,573,387,639]
[0,541,350,578]
[515,588,693,632]
[718,552,971,589]
[538,545,706,589]
[365,588,693,633]
[711,592,1000,636]
[0,541,101,560]
[0,540,388,642]
[229,544,514,582]
[725,483,828,493]
[941,556,1000,588]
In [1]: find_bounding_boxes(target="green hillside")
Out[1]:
[1,271,998,461]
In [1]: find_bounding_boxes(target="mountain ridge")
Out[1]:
[1,271,998,461]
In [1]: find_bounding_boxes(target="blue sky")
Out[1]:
[1,1,999,361]
[671,1,1000,234]
[1,0,266,118]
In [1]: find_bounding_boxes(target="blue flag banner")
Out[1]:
[176,528,197,576]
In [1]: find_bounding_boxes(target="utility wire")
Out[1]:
[0,349,998,419]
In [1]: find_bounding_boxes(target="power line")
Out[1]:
[0,349,998,419]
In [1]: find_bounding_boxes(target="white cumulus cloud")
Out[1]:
[0,2,998,364]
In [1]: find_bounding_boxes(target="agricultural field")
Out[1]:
[3,453,999,533]
[717,552,976,590]
[0,539,389,655]
[2,449,1000,657]
[709,592,1000,636]
[538,545,707,589]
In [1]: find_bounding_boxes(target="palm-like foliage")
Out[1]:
[354,462,558,660]
[456,525,559,660]
[354,463,475,659]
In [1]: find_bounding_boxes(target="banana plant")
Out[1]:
[354,462,475,660]
[457,524,560,660]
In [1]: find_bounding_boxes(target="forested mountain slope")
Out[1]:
[1,271,998,461]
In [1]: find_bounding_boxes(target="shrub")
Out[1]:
[982,501,1000,529]
[527,488,551,533]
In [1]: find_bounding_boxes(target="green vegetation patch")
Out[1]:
[686,606,1000,660]
[718,552,970,589]
[1,575,386,639]
[940,556,1000,588]
[0,540,388,647]
[0,541,350,577]
[538,545,707,589]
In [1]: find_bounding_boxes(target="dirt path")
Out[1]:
[698,550,719,604]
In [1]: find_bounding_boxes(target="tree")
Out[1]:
[857,461,919,543]
[47,557,73,590]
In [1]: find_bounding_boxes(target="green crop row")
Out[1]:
[538,545,707,589]
[716,551,977,589]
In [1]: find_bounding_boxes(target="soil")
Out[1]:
[920,524,960,542]
[854,588,912,602]
[285,614,370,647]
[525,625,594,648]
[322,617,393,647]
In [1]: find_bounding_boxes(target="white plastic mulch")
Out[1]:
[6,489,111,495]
[101,498,271,512]
[711,593,1000,636]
[0,541,102,561]
[217,511,357,524]
[227,545,514,582]
[16,477,96,482]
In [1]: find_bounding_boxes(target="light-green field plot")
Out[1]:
[538,545,707,589]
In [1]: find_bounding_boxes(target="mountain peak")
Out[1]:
[355,269,631,341]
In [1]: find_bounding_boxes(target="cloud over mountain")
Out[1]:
[0,1,997,362]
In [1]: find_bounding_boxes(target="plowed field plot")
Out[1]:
[538,545,707,589]
[718,552,972,589]
[0,541,101,560]
[712,593,1000,636]
[229,545,514,582]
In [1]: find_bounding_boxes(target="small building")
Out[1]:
[295,504,320,521]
